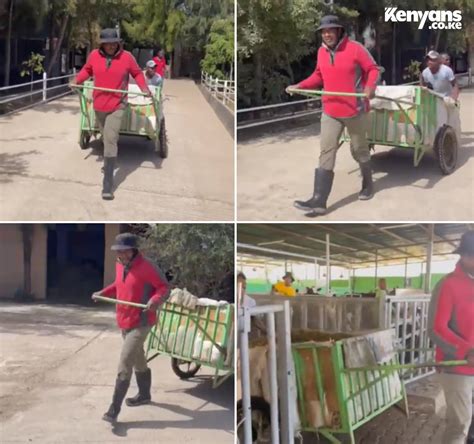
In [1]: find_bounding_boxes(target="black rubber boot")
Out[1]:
[358,161,374,200]
[102,377,130,423]
[294,168,334,215]
[125,368,152,407]
[102,157,115,200]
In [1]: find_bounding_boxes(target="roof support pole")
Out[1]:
[424,224,434,294]
[326,233,330,296]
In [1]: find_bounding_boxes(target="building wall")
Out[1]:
[0,224,47,300]
[104,224,120,286]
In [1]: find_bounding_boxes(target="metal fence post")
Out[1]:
[223,80,228,105]
[42,72,47,102]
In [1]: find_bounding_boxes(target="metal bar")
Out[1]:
[326,233,330,296]
[237,242,323,262]
[344,360,467,373]
[237,97,319,113]
[266,312,280,444]
[424,224,434,293]
[93,294,147,308]
[71,84,149,96]
[289,88,367,98]
[237,109,322,130]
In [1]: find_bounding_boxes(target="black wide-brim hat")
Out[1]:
[453,231,474,255]
[282,272,295,283]
[317,15,345,31]
[111,233,139,251]
[100,28,121,44]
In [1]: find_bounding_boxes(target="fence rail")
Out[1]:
[0,69,77,114]
[201,71,235,109]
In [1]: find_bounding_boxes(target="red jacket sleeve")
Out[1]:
[146,263,170,305]
[355,44,379,90]
[75,53,94,85]
[128,54,149,93]
[433,281,472,359]
[297,59,323,90]
[101,282,117,297]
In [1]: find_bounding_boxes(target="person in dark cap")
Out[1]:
[428,230,474,444]
[271,272,296,297]
[72,29,152,200]
[92,232,170,423]
[287,15,381,216]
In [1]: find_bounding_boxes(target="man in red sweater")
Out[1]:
[73,29,151,200]
[152,48,168,79]
[287,15,380,216]
[93,232,169,423]
[428,230,474,444]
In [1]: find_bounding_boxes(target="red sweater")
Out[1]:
[297,36,380,118]
[428,263,474,375]
[76,47,149,112]
[152,56,167,77]
[101,254,170,330]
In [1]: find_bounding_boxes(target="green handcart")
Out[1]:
[289,86,461,175]
[73,80,167,158]
[146,301,235,388]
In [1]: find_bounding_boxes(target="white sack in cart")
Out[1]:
[169,288,198,309]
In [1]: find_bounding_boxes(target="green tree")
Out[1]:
[139,224,234,299]
[201,18,234,78]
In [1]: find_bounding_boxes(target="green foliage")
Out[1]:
[403,60,421,82]
[20,52,45,78]
[201,18,234,78]
[139,224,234,299]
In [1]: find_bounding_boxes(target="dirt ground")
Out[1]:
[0,302,234,443]
[237,87,474,221]
[0,79,234,221]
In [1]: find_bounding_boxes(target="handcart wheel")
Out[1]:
[171,358,201,379]
[237,397,271,443]
[155,117,168,159]
[79,131,91,150]
[434,124,458,175]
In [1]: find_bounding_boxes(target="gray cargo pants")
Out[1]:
[319,112,371,171]
[95,108,125,158]
[439,372,474,444]
[117,326,152,381]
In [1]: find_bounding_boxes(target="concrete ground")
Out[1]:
[0,79,234,221]
[0,303,234,443]
[237,87,474,221]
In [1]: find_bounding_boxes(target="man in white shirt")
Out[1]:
[420,50,459,99]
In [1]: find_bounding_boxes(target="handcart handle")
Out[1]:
[70,83,150,97]
[93,294,147,309]
[287,88,367,98]
[345,360,468,373]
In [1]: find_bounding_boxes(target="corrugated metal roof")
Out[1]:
[237,223,472,268]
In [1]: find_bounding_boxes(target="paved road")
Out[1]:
[0,79,234,221]
[237,87,474,221]
[0,303,234,443]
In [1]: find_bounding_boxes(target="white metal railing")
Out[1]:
[384,294,434,383]
[237,299,294,444]
[0,69,77,112]
[201,71,235,108]
[237,69,472,130]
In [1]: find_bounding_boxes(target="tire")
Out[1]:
[236,397,271,443]
[157,117,168,159]
[79,131,91,150]
[171,358,201,379]
[434,124,458,175]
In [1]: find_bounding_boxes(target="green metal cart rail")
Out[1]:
[288,86,460,174]
[72,80,167,158]
[146,301,234,388]
[291,334,467,444]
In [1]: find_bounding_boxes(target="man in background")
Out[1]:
[421,50,459,100]
[153,48,168,79]
[428,230,474,444]
[271,272,296,297]
[144,60,163,87]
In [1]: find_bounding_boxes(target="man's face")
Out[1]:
[442,55,451,66]
[103,42,118,55]
[145,66,155,77]
[460,255,474,274]
[283,277,293,286]
[428,57,441,72]
[158,50,165,58]
[237,277,247,292]
[321,28,340,48]
[116,249,134,263]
